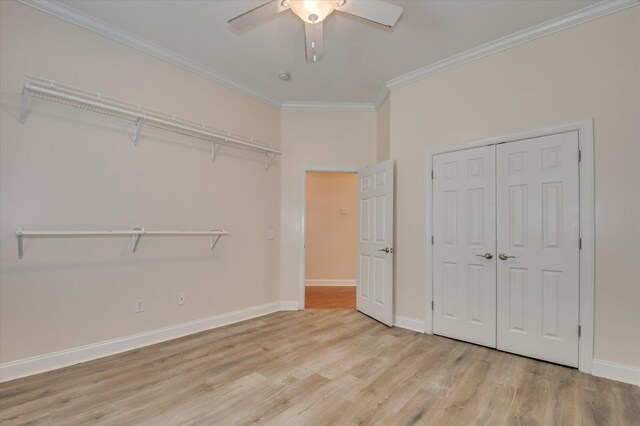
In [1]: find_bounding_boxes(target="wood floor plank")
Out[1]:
[1,309,638,425]
[305,286,356,308]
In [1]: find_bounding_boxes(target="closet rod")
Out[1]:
[15,227,228,259]
[20,78,281,167]
[16,230,228,236]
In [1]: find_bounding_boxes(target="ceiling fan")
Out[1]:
[228,0,403,62]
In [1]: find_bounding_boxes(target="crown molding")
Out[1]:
[18,0,283,108]
[281,101,376,112]
[373,86,390,110]
[386,0,639,90]
[20,0,638,112]
[19,0,379,112]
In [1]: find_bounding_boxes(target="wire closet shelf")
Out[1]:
[15,227,229,259]
[19,77,281,170]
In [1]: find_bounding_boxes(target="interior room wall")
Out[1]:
[376,94,391,162]
[304,172,358,283]
[0,1,281,364]
[389,6,640,367]
[280,109,376,304]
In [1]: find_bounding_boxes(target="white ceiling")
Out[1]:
[37,0,603,106]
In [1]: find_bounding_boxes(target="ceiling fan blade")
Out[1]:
[228,0,289,31]
[304,22,324,62]
[336,0,402,27]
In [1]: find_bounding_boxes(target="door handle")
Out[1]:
[378,247,394,254]
[476,252,493,260]
[498,253,516,261]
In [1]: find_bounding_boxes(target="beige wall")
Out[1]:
[0,1,280,363]
[2,0,637,372]
[390,7,640,366]
[305,173,358,281]
[280,110,376,303]
[376,93,391,162]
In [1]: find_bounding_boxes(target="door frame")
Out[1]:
[298,166,359,309]
[424,119,595,373]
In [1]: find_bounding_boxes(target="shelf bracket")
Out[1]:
[210,234,222,250]
[211,141,220,161]
[264,153,275,171]
[19,89,30,124]
[132,119,145,146]
[17,227,24,259]
[132,228,143,253]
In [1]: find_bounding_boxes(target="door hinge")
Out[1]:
[578,325,582,337]
[431,301,434,310]
[431,235,434,245]
[579,238,582,250]
[578,150,582,162]
[431,170,434,180]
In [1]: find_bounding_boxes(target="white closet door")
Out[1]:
[357,160,394,326]
[496,132,580,367]
[433,146,496,347]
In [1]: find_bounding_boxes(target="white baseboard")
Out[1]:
[592,359,640,386]
[391,321,639,387]
[394,315,426,333]
[0,301,285,383]
[5,304,635,387]
[305,279,356,287]
[279,301,300,311]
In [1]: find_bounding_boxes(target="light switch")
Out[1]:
[341,208,349,215]
[266,229,276,240]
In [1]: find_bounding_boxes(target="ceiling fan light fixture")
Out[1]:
[289,0,336,24]
[230,0,401,61]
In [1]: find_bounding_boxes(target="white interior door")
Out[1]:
[432,146,497,347]
[496,132,580,367]
[357,160,394,326]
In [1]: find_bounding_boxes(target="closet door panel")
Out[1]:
[496,132,580,367]
[432,146,496,347]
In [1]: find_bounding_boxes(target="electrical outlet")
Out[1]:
[135,298,144,313]
[178,292,186,305]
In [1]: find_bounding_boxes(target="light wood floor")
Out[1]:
[305,286,356,308]
[1,310,638,425]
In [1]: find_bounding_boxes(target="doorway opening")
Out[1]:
[303,171,358,309]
